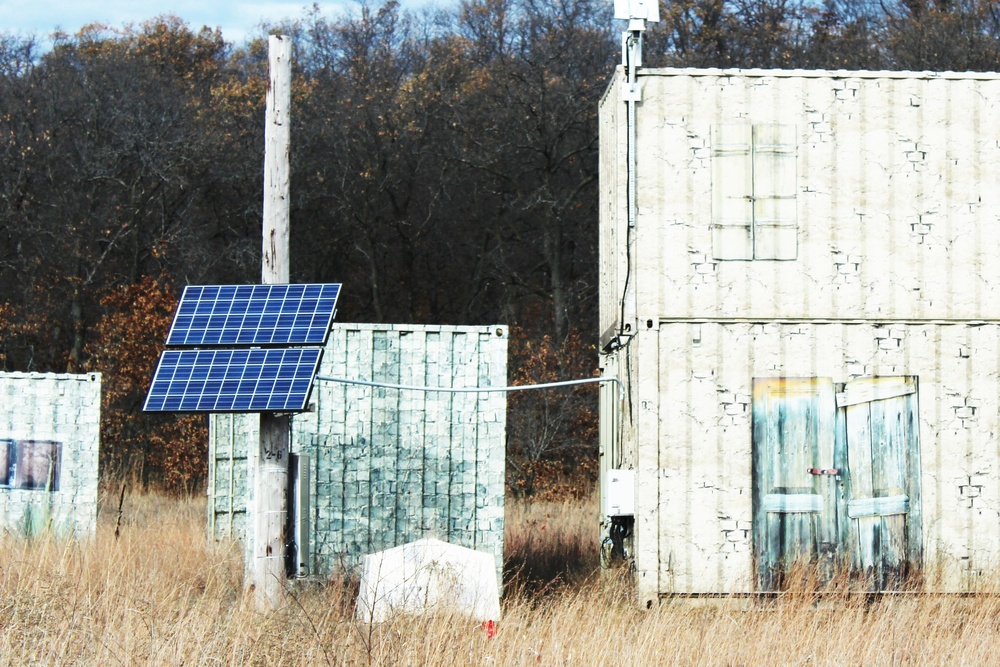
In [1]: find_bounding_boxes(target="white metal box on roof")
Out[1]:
[599,67,1000,604]
[0,372,100,537]
[208,323,508,584]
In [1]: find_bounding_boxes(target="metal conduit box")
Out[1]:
[604,469,635,517]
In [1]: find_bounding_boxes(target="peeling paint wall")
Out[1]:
[635,70,1000,322]
[639,322,1000,595]
[0,372,100,537]
[208,324,508,582]
[598,68,1000,601]
[601,68,1000,328]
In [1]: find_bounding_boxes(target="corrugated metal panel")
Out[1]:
[641,68,1000,80]
[599,69,1000,598]
[642,322,996,595]
[0,372,100,537]
[207,324,507,582]
[208,414,248,541]
[617,69,1000,320]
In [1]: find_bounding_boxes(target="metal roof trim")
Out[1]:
[636,67,1000,81]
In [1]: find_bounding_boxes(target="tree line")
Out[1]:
[0,0,997,494]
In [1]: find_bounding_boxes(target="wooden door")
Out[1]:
[752,378,839,591]
[837,377,922,589]
[753,376,921,592]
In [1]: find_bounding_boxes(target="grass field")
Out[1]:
[2,491,1000,665]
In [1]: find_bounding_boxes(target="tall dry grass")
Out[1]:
[504,495,601,590]
[2,491,1000,664]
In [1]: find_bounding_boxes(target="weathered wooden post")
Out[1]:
[255,34,291,611]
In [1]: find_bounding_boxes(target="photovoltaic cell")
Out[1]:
[143,348,323,413]
[165,283,341,347]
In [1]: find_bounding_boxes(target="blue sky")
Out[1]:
[0,0,442,47]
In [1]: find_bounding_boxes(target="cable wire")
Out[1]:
[315,374,625,398]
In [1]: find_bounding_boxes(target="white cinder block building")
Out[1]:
[0,372,100,537]
[598,68,1000,604]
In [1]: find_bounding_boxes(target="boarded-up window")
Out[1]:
[712,124,797,260]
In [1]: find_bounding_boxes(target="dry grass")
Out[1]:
[2,492,1000,665]
[504,495,601,590]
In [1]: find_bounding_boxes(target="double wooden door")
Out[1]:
[752,377,922,592]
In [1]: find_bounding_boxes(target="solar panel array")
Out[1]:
[144,283,341,413]
[144,349,323,412]
[166,283,340,347]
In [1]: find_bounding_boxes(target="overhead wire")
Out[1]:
[314,374,625,399]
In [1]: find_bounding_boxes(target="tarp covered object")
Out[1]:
[356,538,501,623]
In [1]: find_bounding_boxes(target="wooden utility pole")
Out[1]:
[255,34,291,611]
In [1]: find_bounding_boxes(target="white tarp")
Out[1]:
[356,537,501,623]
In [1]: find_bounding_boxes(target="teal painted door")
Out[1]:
[752,378,839,591]
[837,377,922,590]
[752,376,921,592]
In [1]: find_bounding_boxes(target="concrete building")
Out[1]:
[598,67,1000,604]
[0,372,100,537]
[208,323,508,583]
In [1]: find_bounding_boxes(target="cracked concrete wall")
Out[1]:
[208,324,507,583]
[0,372,100,538]
[598,69,1000,602]
[641,322,1000,596]
[623,69,1000,322]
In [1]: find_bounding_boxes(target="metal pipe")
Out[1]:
[627,32,639,229]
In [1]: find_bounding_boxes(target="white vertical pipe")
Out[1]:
[627,33,639,229]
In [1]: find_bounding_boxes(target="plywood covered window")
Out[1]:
[712,124,797,260]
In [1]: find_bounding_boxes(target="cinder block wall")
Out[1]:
[209,324,508,582]
[0,372,100,537]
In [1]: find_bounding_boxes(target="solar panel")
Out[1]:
[165,283,341,347]
[143,348,323,413]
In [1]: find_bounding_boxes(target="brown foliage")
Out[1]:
[0,289,78,373]
[506,325,598,499]
[85,276,207,493]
